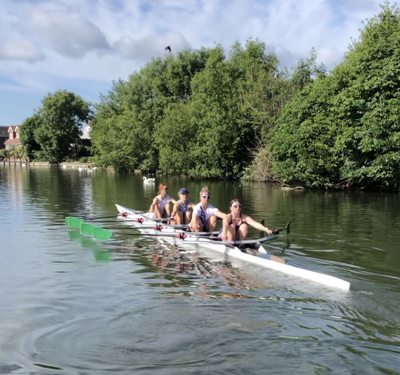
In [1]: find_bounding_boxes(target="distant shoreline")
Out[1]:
[1,161,93,168]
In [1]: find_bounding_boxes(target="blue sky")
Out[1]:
[0,0,394,124]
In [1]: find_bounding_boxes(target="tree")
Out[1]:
[34,90,91,163]
[20,114,41,160]
[233,41,311,181]
[187,46,244,177]
[93,41,294,178]
[155,101,196,174]
[269,3,400,190]
[91,49,209,173]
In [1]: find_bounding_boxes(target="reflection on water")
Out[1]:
[0,165,400,374]
[68,230,112,262]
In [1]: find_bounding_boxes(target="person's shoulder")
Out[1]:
[192,202,202,211]
[242,214,251,222]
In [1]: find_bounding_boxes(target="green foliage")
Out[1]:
[155,102,195,174]
[187,46,243,177]
[91,40,309,179]
[269,3,400,191]
[154,41,290,178]
[20,114,41,160]
[0,149,9,161]
[21,90,91,163]
[291,48,326,92]
[91,50,209,173]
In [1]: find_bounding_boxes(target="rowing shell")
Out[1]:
[115,204,350,291]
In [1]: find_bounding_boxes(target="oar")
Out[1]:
[65,210,149,226]
[259,220,291,237]
[65,216,117,228]
[123,210,180,224]
[65,216,85,229]
[81,222,219,241]
[87,227,192,241]
[73,218,190,232]
[79,223,118,241]
[71,214,118,221]
[272,221,291,235]
[80,222,95,237]
[107,226,220,237]
[65,216,146,228]
[225,234,278,246]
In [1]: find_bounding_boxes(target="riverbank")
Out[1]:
[1,161,94,169]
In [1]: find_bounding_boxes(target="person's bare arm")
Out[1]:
[245,215,273,235]
[170,201,179,219]
[149,197,158,212]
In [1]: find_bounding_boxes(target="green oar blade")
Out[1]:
[65,217,84,229]
[79,222,113,241]
[80,222,94,237]
[92,227,114,241]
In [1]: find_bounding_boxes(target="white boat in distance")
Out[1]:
[115,204,351,291]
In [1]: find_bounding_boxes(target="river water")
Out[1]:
[0,165,399,374]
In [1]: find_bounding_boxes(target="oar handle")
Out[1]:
[84,214,117,220]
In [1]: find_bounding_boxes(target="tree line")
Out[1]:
[20,3,400,191]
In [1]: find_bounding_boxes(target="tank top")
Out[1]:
[156,194,171,211]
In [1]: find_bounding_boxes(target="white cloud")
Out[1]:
[28,8,110,58]
[114,33,190,60]
[0,38,44,62]
[0,0,394,123]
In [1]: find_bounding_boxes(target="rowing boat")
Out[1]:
[114,204,350,291]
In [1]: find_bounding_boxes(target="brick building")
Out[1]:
[0,125,21,149]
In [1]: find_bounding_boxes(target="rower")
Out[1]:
[220,199,273,241]
[189,186,225,232]
[170,188,194,225]
[149,183,175,219]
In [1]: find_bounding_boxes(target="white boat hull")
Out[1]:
[115,204,350,291]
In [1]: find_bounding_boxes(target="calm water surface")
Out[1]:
[0,165,399,374]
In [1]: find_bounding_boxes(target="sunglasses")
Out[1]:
[202,195,211,199]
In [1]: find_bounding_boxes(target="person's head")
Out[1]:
[199,186,211,203]
[178,188,189,199]
[158,183,168,196]
[229,199,242,212]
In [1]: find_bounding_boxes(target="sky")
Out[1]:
[0,0,395,125]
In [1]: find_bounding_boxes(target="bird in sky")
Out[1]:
[165,46,171,52]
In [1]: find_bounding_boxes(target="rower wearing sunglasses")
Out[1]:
[189,186,226,232]
[220,199,273,241]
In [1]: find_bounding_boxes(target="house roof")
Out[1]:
[4,138,21,145]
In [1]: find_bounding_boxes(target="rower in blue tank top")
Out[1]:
[171,188,194,225]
